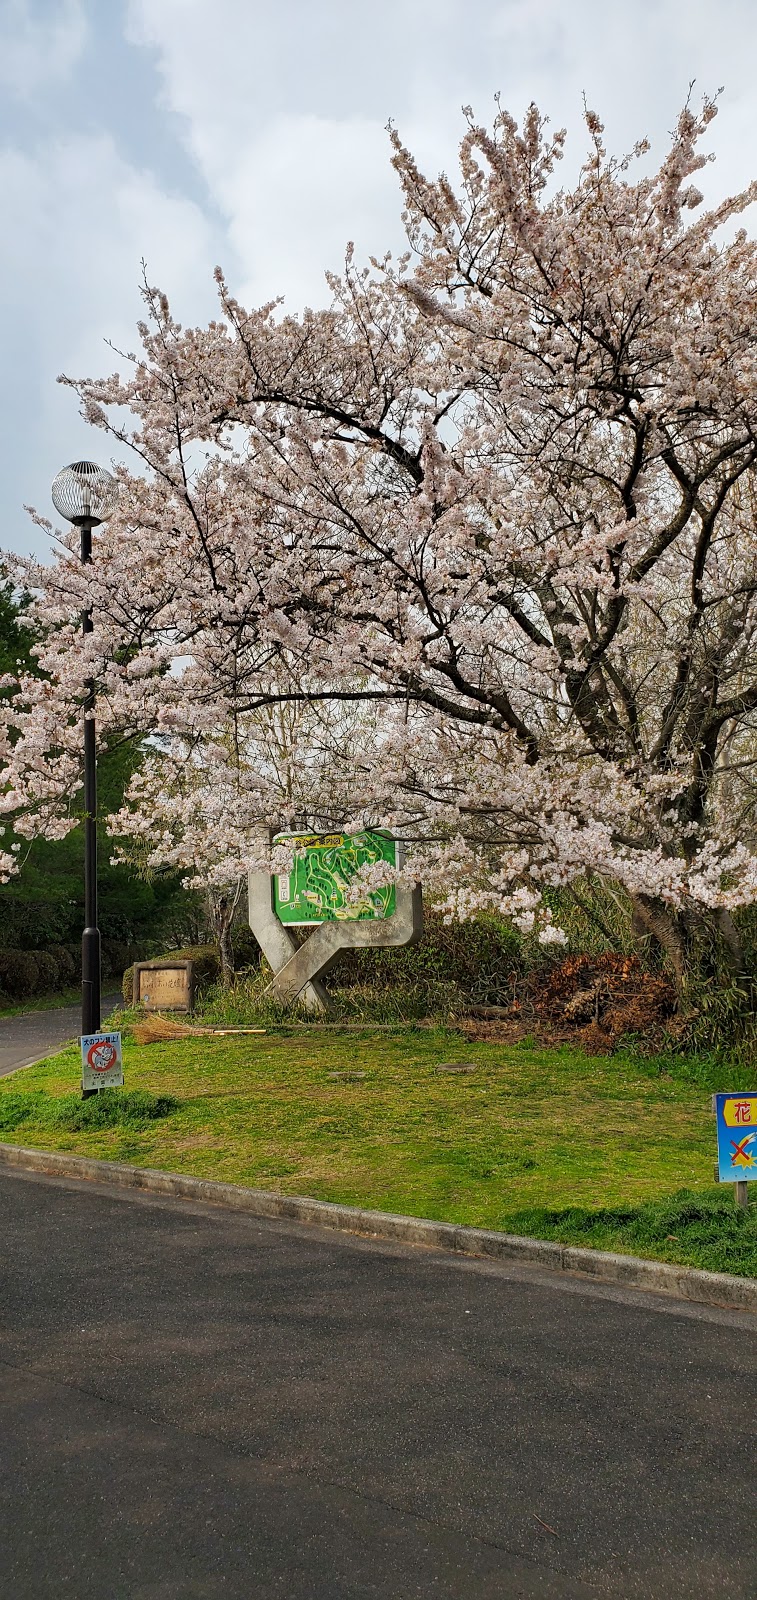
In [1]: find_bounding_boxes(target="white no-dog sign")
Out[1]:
[81,1031,123,1091]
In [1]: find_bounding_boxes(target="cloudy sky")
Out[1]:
[3,0,757,557]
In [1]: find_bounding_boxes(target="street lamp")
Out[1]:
[51,462,118,1068]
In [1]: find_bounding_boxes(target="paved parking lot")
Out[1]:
[1,1166,755,1598]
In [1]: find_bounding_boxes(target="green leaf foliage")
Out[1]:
[0,579,198,956]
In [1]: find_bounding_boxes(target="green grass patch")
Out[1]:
[0,1086,179,1133]
[510,1189,757,1278]
[1,1027,754,1276]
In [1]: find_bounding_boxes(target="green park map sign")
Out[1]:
[273,831,398,925]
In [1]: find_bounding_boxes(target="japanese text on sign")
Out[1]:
[713,1093,757,1182]
[81,1031,123,1092]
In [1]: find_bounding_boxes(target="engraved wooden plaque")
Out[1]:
[133,960,194,1013]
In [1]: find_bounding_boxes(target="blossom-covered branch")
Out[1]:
[3,95,757,974]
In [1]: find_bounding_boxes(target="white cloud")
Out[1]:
[0,131,221,554]
[127,0,757,316]
[211,113,400,310]
[0,0,87,96]
[5,0,757,558]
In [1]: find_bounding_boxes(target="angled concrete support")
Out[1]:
[247,868,330,1013]
[264,884,424,1007]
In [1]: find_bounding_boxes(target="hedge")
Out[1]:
[0,940,146,1003]
[328,911,524,1003]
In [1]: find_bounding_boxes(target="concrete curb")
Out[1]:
[1,1140,755,1313]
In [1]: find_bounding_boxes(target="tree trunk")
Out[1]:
[630,894,744,990]
[630,893,688,989]
[714,910,744,976]
[216,895,235,988]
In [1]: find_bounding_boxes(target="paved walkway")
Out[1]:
[1,1165,756,1598]
[0,994,121,1077]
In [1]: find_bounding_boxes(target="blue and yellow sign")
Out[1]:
[714,1093,757,1183]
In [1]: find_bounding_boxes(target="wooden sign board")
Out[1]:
[133,960,194,1013]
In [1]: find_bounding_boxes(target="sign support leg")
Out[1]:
[735,1181,749,1210]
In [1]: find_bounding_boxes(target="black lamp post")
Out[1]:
[51,462,118,1072]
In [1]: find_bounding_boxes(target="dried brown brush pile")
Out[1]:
[461,954,676,1053]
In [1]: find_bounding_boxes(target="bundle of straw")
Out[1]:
[132,1014,266,1045]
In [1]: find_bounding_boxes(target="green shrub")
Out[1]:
[0,1087,180,1133]
[231,923,261,970]
[192,913,524,1026]
[49,945,76,983]
[673,972,757,1064]
[0,943,81,1001]
[541,879,637,957]
[170,945,220,983]
[30,950,61,992]
[45,1088,180,1131]
[328,911,523,1004]
[101,939,131,979]
[199,969,463,1028]
[0,950,40,998]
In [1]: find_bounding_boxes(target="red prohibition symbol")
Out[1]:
[87,1040,118,1073]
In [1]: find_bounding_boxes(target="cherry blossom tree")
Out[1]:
[4,94,757,983]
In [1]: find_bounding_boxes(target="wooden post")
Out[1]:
[735,1181,749,1210]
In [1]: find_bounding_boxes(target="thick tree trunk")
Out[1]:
[630,893,688,989]
[630,894,744,990]
[714,910,744,976]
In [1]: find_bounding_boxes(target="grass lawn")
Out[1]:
[1,1023,756,1276]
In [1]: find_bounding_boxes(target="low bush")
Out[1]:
[0,949,40,998]
[328,911,523,1004]
[31,950,61,992]
[199,969,464,1027]
[48,945,76,984]
[671,973,757,1065]
[231,923,262,970]
[542,879,637,957]
[101,939,131,979]
[0,1087,180,1133]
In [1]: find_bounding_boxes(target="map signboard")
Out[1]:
[81,1031,123,1092]
[713,1092,757,1183]
[273,831,399,925]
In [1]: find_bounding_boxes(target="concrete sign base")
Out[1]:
[248,868,423,1014]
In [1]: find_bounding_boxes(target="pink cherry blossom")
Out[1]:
[2,96,756,977]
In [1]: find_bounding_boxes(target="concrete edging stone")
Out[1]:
[1,1140,755,1313]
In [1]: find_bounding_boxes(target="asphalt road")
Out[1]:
[0,993,120,1077]
[1,1168,756,1598]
